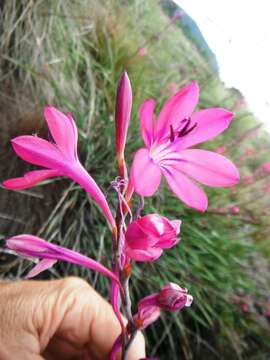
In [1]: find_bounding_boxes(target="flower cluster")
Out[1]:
[3,72,239,359]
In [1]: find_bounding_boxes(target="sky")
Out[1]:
[173,0,270,131]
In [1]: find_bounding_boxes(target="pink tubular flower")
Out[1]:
[134,294,161,330]
[130,81,240,211]
[134,282,192,329]
[261,162,270,173]
[138,47,147,57]
[156,283,193,311]
[6,235,119,282]
[125,214,181,261]
[229,205,240,215]
[115,72,132,179]
[3,106,115,228]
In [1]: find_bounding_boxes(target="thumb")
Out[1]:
[0,277,145,360]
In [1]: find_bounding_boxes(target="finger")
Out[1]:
[0,278,145,359]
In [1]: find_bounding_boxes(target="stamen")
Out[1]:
[183,122,197,136]
[178,117,197,138]
[178,118,191,137]
[169,125,175,142]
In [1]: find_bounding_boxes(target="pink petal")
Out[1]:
[155,81,199,139]
[175,149,240,186]
[44,106,78,160]
[26,259,57,278]
[139,99,155,147]
[171,220,181,234]
[125,246,163,262]
[3,169,61,190]
[11,136,66,170]
[162,167,208,211]
[174,108,234,150]
[69,162,116,228]
[130,148,161,196]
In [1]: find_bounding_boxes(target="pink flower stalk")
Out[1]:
[6,235,119,282]
[134,294,161,329]
[229,205,240,215]
[156,283,193,311]
[3,106,115,228]
[125,214,181,261]
[138,47,147,57]
[130,81,240,211]
[115,72,132,178]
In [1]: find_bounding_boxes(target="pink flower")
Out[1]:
[243,175,254,185]
[138,47,147,57]
[125,214,181,261]
[261,162,270,173]
[115,72,132,178]
[215,146,225,154]
[3,106,115,228]
[6,235,119,282]
[134,282,192,329]
[130,81,240,211]
[134,294,161,329]
[229,205,240,215]
[156,283,193,311]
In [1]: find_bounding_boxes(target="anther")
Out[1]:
[169,125,175,142]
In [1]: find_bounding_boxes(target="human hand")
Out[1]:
[0,277,145,360]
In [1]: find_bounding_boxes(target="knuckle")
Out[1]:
[61,276,90,294]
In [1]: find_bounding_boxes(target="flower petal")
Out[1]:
[69,162,116,228]
[162,167,208,211]
[174,108,234,150]
[44,106,78,160]
[130,148,161,196]
[171,220,181,235]
[155,81,199,139]
[11,135,66,170]
[175,149,240,187]
[125,246,163,262]
[26,259,57,279]
[139,99,155,147]
[3,169,61,190]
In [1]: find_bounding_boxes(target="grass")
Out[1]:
[0,0,270,359]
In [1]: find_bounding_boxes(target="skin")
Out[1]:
[0,277,145,360]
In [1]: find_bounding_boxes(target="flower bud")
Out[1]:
[156,283,193,312]
[229,205,240,215]
[125,214,181,262]
[115,72,132,178]
[134,294,160,330]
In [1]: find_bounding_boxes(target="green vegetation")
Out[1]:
[0,0,269,358]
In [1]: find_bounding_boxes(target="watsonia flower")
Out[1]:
[130,81,240,211]
[115,72,132,178]
[3,106,115,228]
[134,282,192,329]
[6,235,119,282]
[125,214,181,261]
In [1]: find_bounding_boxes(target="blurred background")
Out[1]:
[0,0,269,359]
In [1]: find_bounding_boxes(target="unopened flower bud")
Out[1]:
[156,283,193,312]
[134,294,160,330]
